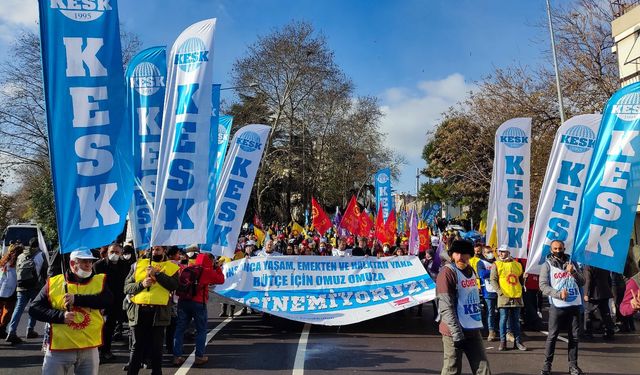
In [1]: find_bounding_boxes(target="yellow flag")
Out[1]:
[254,227,265,247]
[291,221,304,236]
[488,221,498,248]
[479,219,487,235]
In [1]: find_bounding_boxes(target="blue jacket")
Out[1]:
[477,259,497,299]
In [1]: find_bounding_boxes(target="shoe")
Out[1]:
[26,330,39,339]
[506,332,515,343]
[487,330,496,342]
[515,341,527,351]
[569,366,585,375]
[498,341,507,351]
[5,333,23,345]
[194,356,209,366]
[173,357,186,367]
[101,352,115,361]
[122,365,129,371]
[539,370,551,375]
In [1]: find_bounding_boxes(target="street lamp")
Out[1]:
[220,83,258,91]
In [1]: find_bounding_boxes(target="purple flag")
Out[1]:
[431,238,444,274]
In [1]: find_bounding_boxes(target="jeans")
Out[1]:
[543,305,580,371]
[42,347,99,375]
[499,307,521,342]
[8,289,37,335]
[485,298,497,332]
[441,331,491,375]
[173,300,208,358]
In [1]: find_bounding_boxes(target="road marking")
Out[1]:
[175,308,243,375]
[540,330,569,343]
[292,323,311,375]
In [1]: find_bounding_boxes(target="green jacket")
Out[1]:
[123,262,179,327]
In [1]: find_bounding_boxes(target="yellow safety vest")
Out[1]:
[495,260,523,298]
[130,259,180,306]
[48,273,105,351]
[469,256,482,289]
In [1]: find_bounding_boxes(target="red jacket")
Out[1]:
[191,253,225,304]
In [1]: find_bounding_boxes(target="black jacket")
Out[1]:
[583,265,613,301]
[93,258,129,307]
[29,271,113,324]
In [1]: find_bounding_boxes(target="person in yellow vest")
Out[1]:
[469,242,484,289]
[29,247,113,375]
[489,244,527,352]
[124,245,179,375]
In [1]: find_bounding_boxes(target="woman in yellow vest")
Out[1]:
[124,245,179,375]
[489,244,527,352]
[29,247,113,375]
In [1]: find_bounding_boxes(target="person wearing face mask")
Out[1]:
[29,247,113,374]
[93,243,129,361]
[185,244,199,265]
[121,244,136,267]
[436,239,491,375]
[538,240,586,375]
[490,245,526,352]
[124,245,179,375]
[382,243,391,257]
[476,246,498,342]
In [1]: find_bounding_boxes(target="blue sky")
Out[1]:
[0,0,554,194]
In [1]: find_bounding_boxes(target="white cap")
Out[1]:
[186,244,199,252]
[70,247,98,260]
[497,244,509,252]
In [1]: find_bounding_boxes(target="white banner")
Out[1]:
[151,19,216,246]
[526,115,601,274]
[210,124,271,257]
[493,118,531,259]
[215,256,436,326]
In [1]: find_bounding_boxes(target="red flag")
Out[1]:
[384,209,397,244]
[375,203,387,244]
[418,228,430,251]
[339,195,361,234]
[358,209,374,237]
[311,197,332,236]
[253,213,263,229]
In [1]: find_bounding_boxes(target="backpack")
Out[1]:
[176,265,203,301]
[16,251,40,289]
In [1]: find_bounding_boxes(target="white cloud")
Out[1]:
[379,73,474,194]
[0,0,39,43]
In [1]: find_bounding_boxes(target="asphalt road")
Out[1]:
[1,293,638,375]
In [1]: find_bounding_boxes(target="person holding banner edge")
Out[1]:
[538,240,585,375]
[436,239,491,375]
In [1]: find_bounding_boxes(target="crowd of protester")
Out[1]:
[0,224,639,375]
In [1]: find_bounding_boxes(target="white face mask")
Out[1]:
[123,254,132,260]
[187,252,195,258]
[485,253,494,260]
[383,246,390,253]
[75,267,92,279]
[108,253,120,262]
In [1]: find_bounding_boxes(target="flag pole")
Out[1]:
[546,0,566,124]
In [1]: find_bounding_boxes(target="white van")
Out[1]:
[1,223,50,263]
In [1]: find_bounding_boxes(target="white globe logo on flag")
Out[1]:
[131,62,164,96]
[218,124,228,145]
[500,127,527,149]
[53,0,111,22]
[612,92,640,122]
[377,173,389,184]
